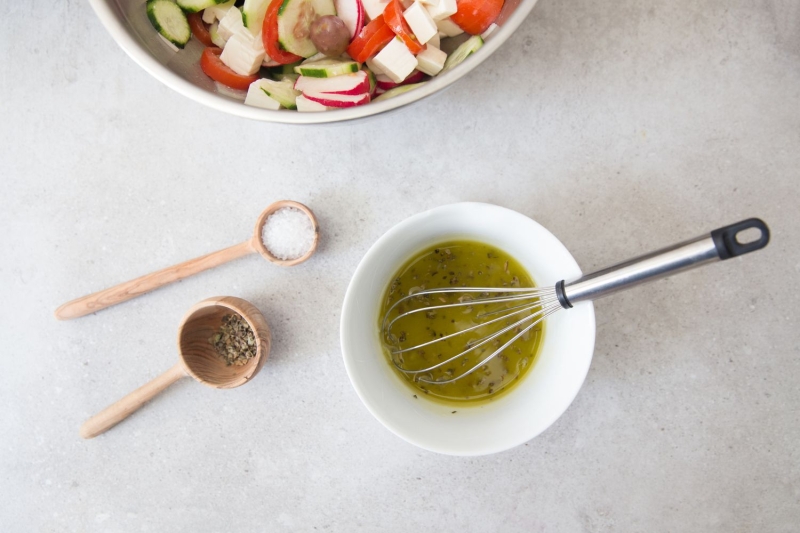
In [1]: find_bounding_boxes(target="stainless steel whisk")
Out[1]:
[382,219,770,384]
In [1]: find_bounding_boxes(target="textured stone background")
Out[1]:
[1,0,798,531]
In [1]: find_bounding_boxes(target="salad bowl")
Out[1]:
[88,0,537,123]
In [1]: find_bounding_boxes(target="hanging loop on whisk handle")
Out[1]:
[558,218,770,307]
[711,218,770,260]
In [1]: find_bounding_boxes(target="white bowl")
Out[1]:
[87,0,539,124]
[341,203,596,456]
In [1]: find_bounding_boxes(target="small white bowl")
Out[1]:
[87,0,539,123]
[341,203,596,456]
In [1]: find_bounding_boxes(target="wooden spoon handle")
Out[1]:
[55,240,255,320]
[80,363,186,439]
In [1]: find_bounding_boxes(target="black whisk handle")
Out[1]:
[711,218,770,260]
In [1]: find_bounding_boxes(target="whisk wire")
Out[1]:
[476,292,558,318]
[383,285,561,385]
[397,307,539,376]
[415,305,561,385]
[392,298,554,362]
[390,296,559,356]
[384,287,555,334]
[390,297,560,382]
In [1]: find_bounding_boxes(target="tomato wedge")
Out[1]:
[187,12,214,47]
[451,0,504,36]
[346,15,395,63]
[200,47,260,90]
[262,0,303,65]
[383,0,423,54]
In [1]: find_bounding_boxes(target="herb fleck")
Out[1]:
[208,314,257,366]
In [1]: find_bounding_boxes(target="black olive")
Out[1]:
[309,15,350,57]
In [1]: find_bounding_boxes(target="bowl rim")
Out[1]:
[340,202,597,455]
[87,0,540,124]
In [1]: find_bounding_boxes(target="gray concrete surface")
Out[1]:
[1,0,799,531]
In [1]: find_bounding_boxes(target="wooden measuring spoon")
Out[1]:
[80,296,271,439]
[55,200,319,320]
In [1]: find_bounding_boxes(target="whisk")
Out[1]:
[382,218,770,384]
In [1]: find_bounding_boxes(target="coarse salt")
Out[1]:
[261,207,315,260]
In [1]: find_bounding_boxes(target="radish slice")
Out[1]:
[335,0,364,40]
[376,69,423,90]
[294,71,370,95]
[302,90,371,107]
[375,74,397,91]
[296,95,330,112]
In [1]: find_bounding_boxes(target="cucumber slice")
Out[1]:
[267,61,301,80]
[373,82,425,102]
[147,0,191,49]
[267,62,301,82]
[242,0,270,30]
[256,78,301,109]
[277,0,337,57]
[278,60,303,73]
[294,59,358,78]
[442,35,483,73]
[302,52,328,63]
[176,0,226,14]
[208,22,227,47]
[363,67,377,94]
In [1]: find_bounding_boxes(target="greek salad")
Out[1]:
[146,0,504,111]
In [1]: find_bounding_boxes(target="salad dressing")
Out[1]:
[380,241,544,404]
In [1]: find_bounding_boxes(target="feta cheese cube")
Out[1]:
[366,57,385,75]
[206,0,236,22]
[220,33,265,75]
[250,31,266,54]
[255,32,277,66]
[436,17,464,37]
[218,7,253,45]
[427,31,440,49]
[202,8,217,24]
[217,9,239,44]
[372,37,418,83]
[295,95,329,112]
[245,80,282,110]
[481,23,499,40]
[423,0,457,21]
[403,1,437,44]
[361,0,390,20]
[416,45,446,75]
